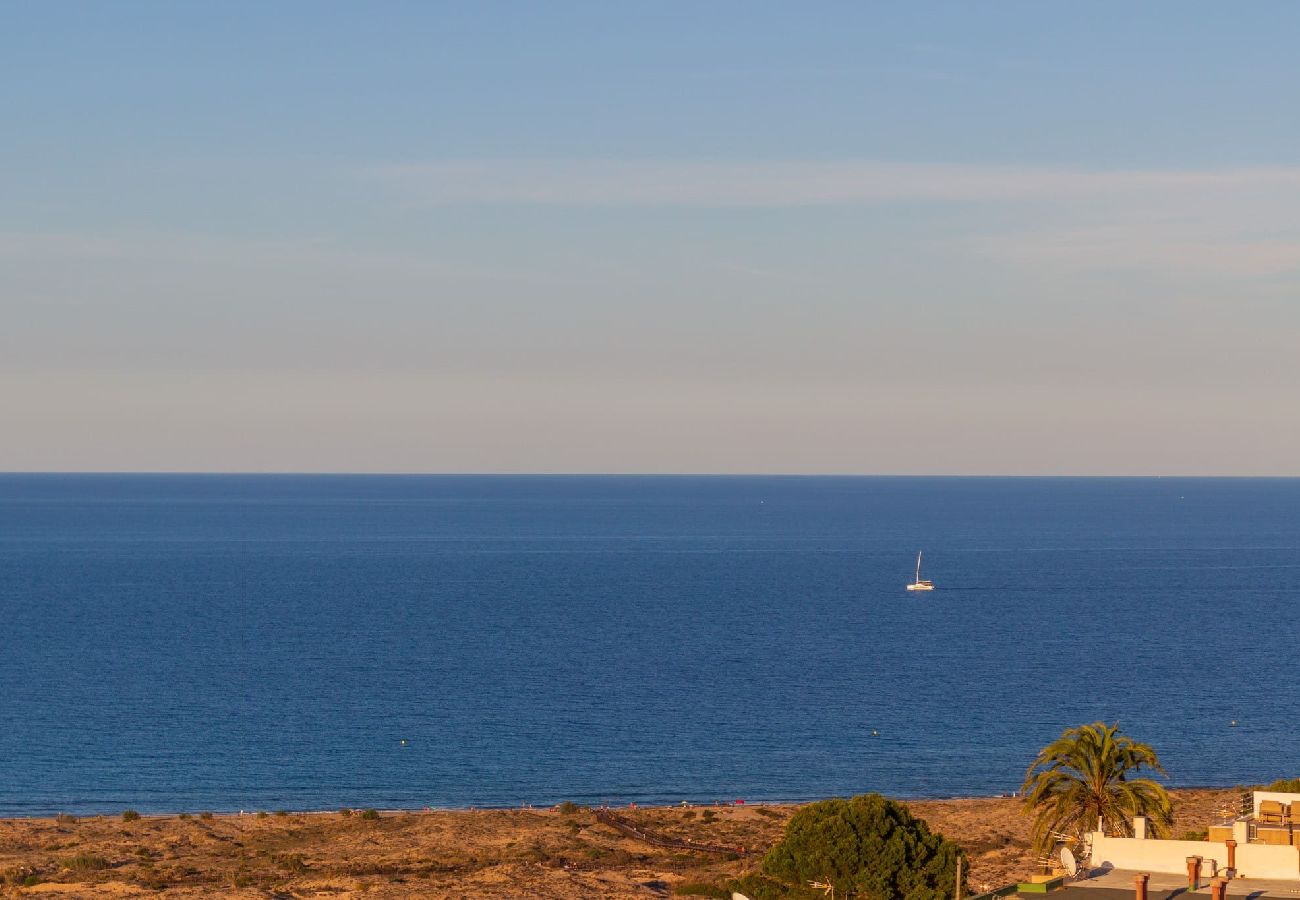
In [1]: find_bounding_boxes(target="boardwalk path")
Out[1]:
[594,808,750,856]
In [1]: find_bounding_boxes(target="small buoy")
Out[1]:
[400,739,407,745]
[872,730,878,736]
[1230,720,1237,727]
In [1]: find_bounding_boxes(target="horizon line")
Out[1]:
[3,471,1299,479]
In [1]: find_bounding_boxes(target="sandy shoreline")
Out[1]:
[1,782,1244,818]
[0,788,1236,898]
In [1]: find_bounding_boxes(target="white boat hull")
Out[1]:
[906,552,934,591]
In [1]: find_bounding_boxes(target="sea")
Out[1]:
[1,474,1297,816]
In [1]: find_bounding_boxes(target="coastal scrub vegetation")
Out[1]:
[737,793,966,899]
[1021,721,1171,853]
[1266,778,1300,792]
[2,865,41,888]
[120,809,140,822]
[60,853,110,873]
[674,883,730,897]
[0,793,1242,896]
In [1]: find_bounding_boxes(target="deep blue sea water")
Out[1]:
[1,475,1298,815]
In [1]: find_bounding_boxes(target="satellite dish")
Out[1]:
[1060,846,1078,877]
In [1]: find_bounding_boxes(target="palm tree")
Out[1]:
[1021,721,1172,854]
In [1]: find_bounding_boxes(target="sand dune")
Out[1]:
[0,789,1234,898]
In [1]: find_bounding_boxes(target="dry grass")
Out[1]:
[0,789,1235,898]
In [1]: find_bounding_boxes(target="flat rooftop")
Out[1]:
[1046,869,1300,900]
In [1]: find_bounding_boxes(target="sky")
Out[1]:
[3,2,1299,474]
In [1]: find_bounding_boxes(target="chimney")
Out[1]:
[1135,872,1150,900]
[1134,816,1148,839]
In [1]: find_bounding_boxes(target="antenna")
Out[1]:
[1060,847,1078,878]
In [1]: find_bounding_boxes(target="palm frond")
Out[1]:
[1021,722,1171,854]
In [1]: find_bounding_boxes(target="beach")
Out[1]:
[0,788,1234,898]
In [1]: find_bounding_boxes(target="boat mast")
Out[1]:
[915,551,922,583]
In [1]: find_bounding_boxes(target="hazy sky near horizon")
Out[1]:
[4,2,1300,474]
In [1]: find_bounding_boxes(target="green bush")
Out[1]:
[121,810,141,822]
[178,812,191,820]
[274,809,289,817]
[1180,830,1208,841]
[1267,778,1300,792]
[339,807,353,817]
[256,811,269,819]
[199,811,214,820]
[727,873,807,899]
[556,801,579,815]
[761,794,966,900]
[360,808,380,820]
[674,883,730,897]
[56,813,78,824]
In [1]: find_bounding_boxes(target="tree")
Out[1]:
[1021,721,1171,853]
[754,794,966,900]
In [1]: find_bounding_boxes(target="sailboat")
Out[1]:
[906,551,934,591]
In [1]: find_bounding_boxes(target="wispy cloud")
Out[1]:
[972,224,1300,278]
[366,159,1300,207]
[0,229,561,286]
[363,159,1300,281]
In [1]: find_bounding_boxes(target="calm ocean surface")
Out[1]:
[1,475,1297,815]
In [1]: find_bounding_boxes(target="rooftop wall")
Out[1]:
[1237,842,1300,880]
[1089,832,1300,881]
[1089,833,1229,877]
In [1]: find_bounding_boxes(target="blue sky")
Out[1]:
[3,3,1299,473]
